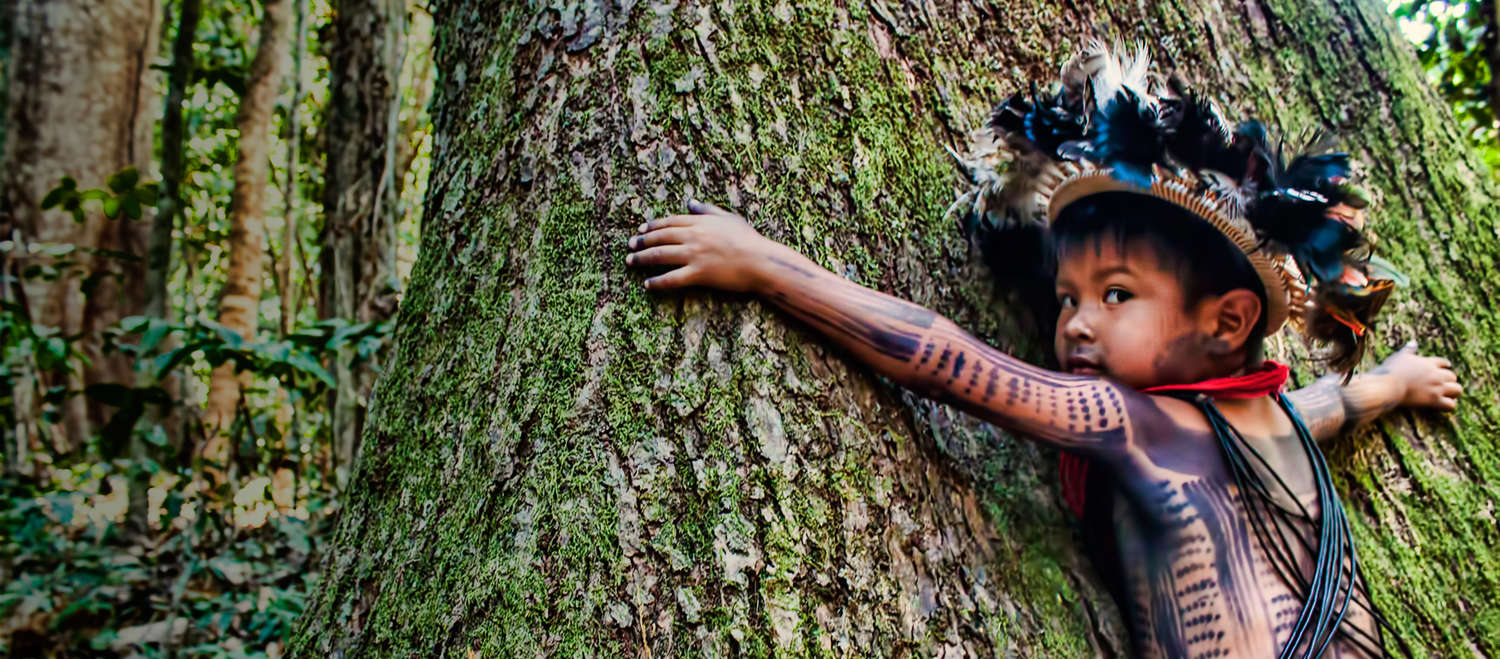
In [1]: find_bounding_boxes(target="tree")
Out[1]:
[319,0,406,486]
[0,0,160,450]
[202,0,292,461]
[149,0,202,322]
[293,0,1500,655]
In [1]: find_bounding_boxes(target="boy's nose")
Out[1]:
[1064,313,1095,342]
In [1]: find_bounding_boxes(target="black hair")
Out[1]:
[1050,191,1269,367]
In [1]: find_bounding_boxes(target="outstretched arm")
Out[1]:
[1286,341,1462,442]
[624,200,1140,461]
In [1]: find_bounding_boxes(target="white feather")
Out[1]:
[1087,41,1156,113]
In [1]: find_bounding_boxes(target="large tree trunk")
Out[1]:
[0,0,159,451]
[202,0,292,462]
[293,0,1500,655]
[319,0,405,486]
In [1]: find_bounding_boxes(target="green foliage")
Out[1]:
[39,168,160,223]
[0,304,393,656]
[1390,1,1500,166]
[1,471,331,657]
[0,0,429,653]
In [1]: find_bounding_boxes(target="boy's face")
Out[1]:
[1053,240,1227,389]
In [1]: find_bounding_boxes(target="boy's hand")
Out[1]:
[1378,341,1462,410]
[625,199,776,293]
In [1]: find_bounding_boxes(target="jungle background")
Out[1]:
[0,0,1493,656]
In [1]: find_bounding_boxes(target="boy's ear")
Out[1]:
[1208,289,1263,351]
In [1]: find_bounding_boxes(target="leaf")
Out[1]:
[80,270,111,296]
[102,197,121,218]
[106,167,140,193]
[286,351,335,388]
[119,315,150,333]
[138,385,171,406]
[83,246,142,262]
[70,207,85,224]
[37,242,76,257]
[122,195,142,219]
[40,185,69,210]
[140,318,172,353]
[210,322,247,349]
[96,404,143,459]
[144,424,169,447]
[41,336,69,366]
[135,184,159,206]
[327,321,372,349]
[153,342,204,378]
[84,383,134,407]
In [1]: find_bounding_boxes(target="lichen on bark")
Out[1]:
[293,1,1500,656]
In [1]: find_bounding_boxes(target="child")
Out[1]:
[624,45,1460,658]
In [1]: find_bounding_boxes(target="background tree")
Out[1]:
[319,0,406,485]
[202,0,293,465]
[293,0,1500,656]
[0,0,160,451]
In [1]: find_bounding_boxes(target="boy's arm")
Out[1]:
[1285,341,1462,442]
[625,201,1139,461]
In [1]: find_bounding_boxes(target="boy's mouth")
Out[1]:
[1065,351,1104,376]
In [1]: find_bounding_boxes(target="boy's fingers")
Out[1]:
[1442,382,1463,397]
[638,214,696,233]
[1438,397,1458,411]
[1434,357,1452,369]
[686,198,733,216]
[644,265,697,290]
[629,228,691,250]
[627,246,691,267]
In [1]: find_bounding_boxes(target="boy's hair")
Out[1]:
[1049,191,1269,367]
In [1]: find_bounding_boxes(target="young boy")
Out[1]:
[624,47,1461,658]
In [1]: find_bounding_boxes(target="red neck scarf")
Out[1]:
[1060,360,1290,517]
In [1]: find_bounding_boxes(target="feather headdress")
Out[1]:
[950,41,1396,374]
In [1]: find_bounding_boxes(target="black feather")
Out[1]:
[989,84,1087,158]
[1091,89,1165,187]
[1281,152,1352,193]
[1249,190,1363,283]
[1160,93,1236,173]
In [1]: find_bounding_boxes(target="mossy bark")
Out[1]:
[292,0,1500,656]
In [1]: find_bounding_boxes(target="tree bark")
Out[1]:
[293,0,1500,655]
[0,0,160,450]
[148,0,201,321]
[319,0,405,486]
[202,0,292,459]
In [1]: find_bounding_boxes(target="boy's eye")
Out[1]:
[1058,293,1077,309]
[1103,288,1133,304]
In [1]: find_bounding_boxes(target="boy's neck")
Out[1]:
[1142,360,1287,399]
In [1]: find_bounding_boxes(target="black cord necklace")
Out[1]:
[1182,392,1411,659]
